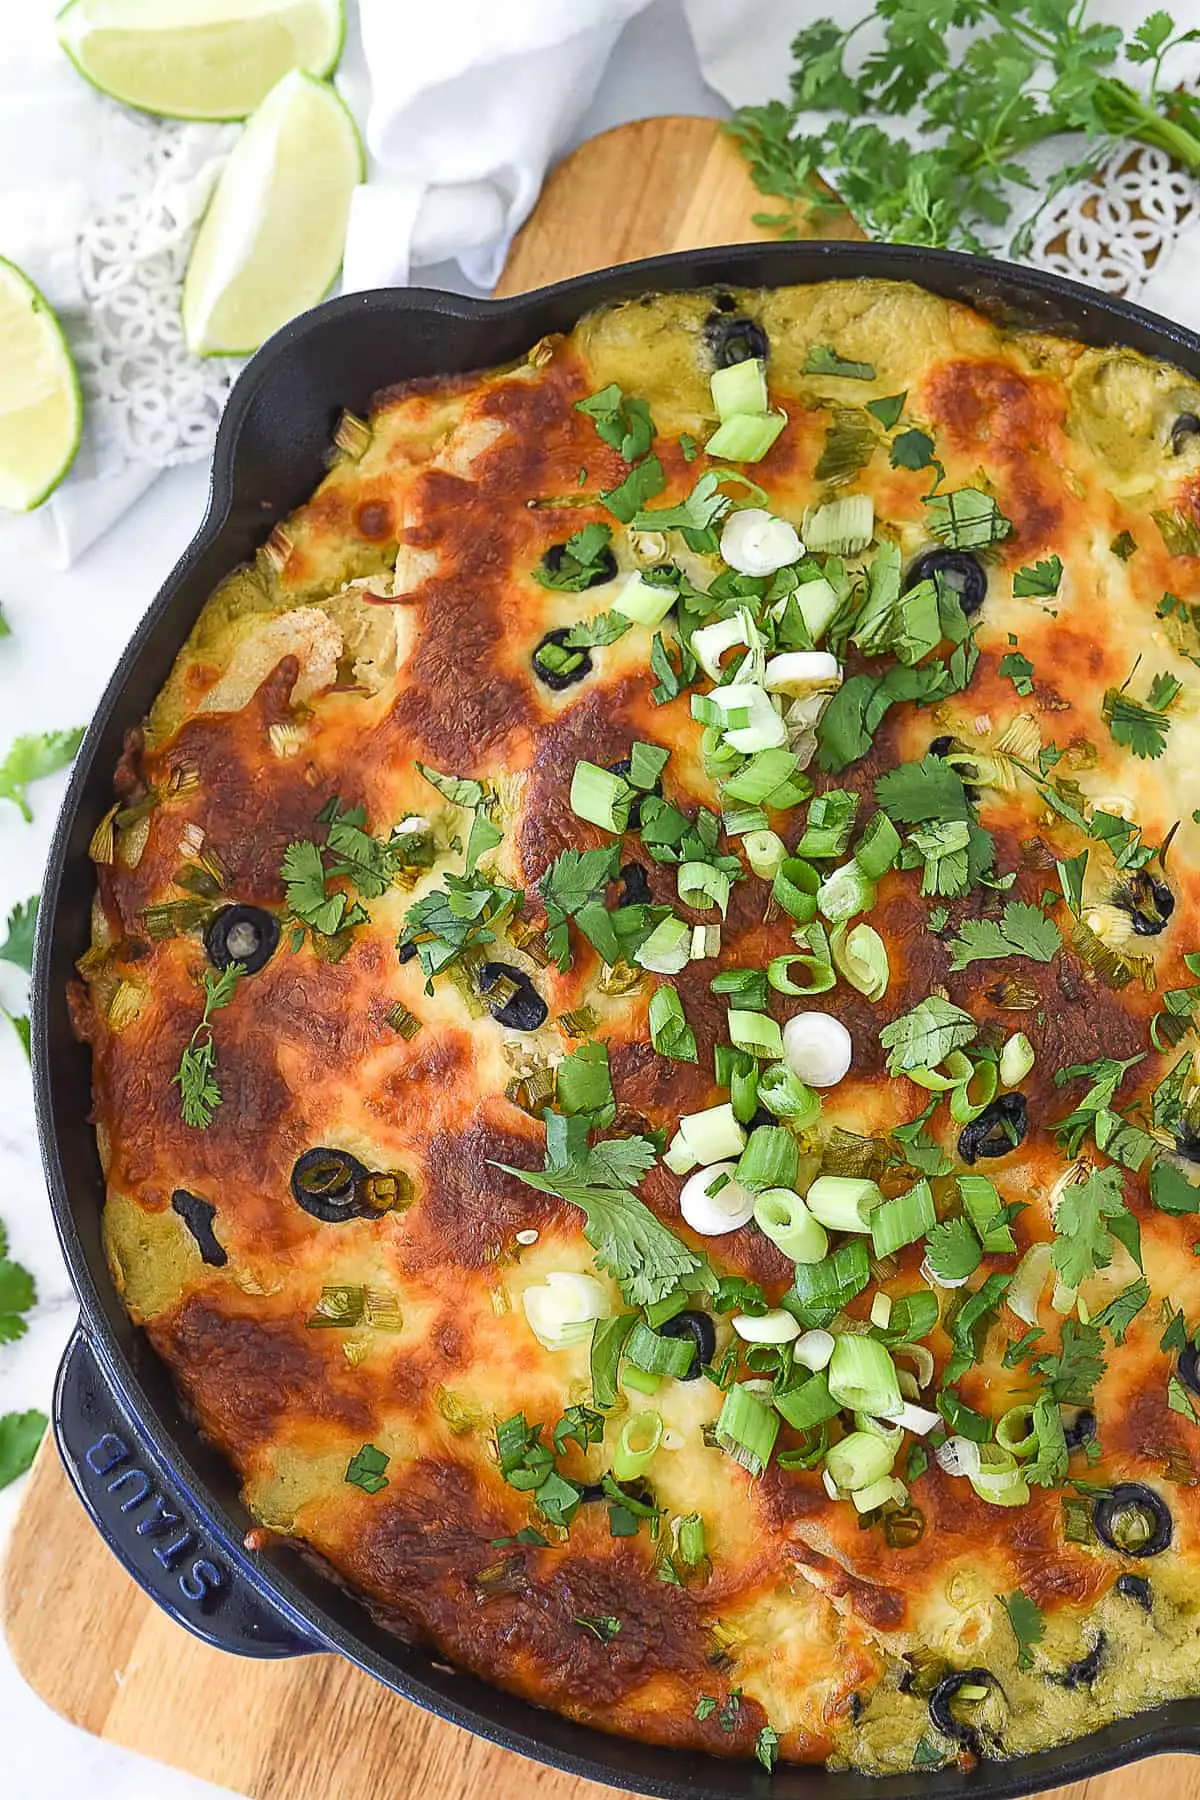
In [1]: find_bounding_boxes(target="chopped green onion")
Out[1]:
[535,639,587,678]
[626,1321,696,1380]
[521,1271,611,1350]
[908,1048,974,1092]
[869,1180,936,1258]
[635,914,692,974]
[999,1031,1036,1088]
[831,921,889,1000]
[958,1173,1017,1253]
[817,860,876,923]
[648,984,698,1062]
[674,1101,747,1168]
[741,829,786,880]
[692,616,749,683]
[767,941,835,997]
[705,412,787,463]
[792,575,840,642]
[728,1009,784,1060]
[678,861,732,915]
[996,1404,1038,1458]
[948,1055,998,1124]
[628,741,670,789]
[797,790,858,859]
[754,1187,828,1263]
[701,724,743,778]
[870,1291,892,1330]
[805,1175,883,1234]
[711,358,769,421]
[712,965,769,1007]
[724,746,804,807]
[611,572,677,627]
[715,1383,780,1476]
[591,1313,636,1409]
[613,1410,664,1481]
[570,761,634,832]
[736,1126,799,1191]
[782,1240,871,1328]
[1007,1242,1052,1325]
[772,856,820,923]
[827,1335,902,1416]
[646,1290,689,1330]
[854,812,903,881]
[802,495,874,556]
[755,1062,822,1127]
[968,1442,1030,1508]
[705,683,787,754]
[724,806,771,839]
[674,1512,707,1569]
[691,693,750,731]
[622,1366,662,1399]
[774,1369,840,1430]
[691,923,721,960]
[852,1474,907,1514]
[825,1429,896,1493]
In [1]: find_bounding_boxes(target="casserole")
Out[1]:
[34,239,1200,1797]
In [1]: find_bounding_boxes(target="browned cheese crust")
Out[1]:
[73,279,1200,1774]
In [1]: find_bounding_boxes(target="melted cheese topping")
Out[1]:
[74,279,1200,1775]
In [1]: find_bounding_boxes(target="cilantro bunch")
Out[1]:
[728,3,1200,255]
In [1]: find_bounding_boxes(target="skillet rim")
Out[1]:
[30,238,1200,1797]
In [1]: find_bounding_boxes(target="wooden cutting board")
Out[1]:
[0,115,1192,1800]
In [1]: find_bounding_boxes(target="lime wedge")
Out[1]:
[56,0,345,122]
[182,71,363,357]
[0,259,83,514]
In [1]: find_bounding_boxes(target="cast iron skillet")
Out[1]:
[31,240,1200,1797]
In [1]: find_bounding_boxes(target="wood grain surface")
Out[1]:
[0,112,1194,1800]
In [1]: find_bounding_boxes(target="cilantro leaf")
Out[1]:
[875,754,969,826]
[1111,530,1137,561]
[1024,1395,1067,1489]
[879,996,977,1075]
[755,1725,781,1773]
[398,870,521,987]
[416,762,483,808]
[0,1257,36,1345]
[323,804,402,901]
[345,1443,390,1494]
[999,1589,1044,1671]
[575,384,656,464]
[1103,669,1180,759]
[0,727,84,821]
[946,901,1061,970]
[998,649,1035,695]
[867,391,906,428]
[1030,1320,1105,1406]
[282,839,355,938]
[1091,1277,1150,1345]
[533,522,617,591]
[496,1135,708,1307]
[1051,1165,1137,1290]
[923,1216,981,1283]
[602,457,666,524]
[1149,1158,1200,1215]
[890,427,937,471]
[0,1410,46,1489]
[1013,556,1063,598]
[802,344,875,380]
[539,846,619,970]
[0,896,37,974]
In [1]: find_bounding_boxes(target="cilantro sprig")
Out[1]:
[946,901,1061,970]
[999,1590,1045,1671]
[726,5,1200,256]
[0,727,84,821]
[172,962,244,1129]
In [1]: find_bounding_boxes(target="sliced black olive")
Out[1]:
[904,548,988,618]
[928,733,979,803]
[478,961,548,1031]
[617,861,653,908]
[1171,412,1200,455]
[170,1189,227,1267]
[747,1106,776,1132]
[607,758,662,831]
[581,1476,655,1507]
[657,1310,715,1380]
[1116,871,1174,937]
[1060,1633,1105,1688]
[1093,1484,1172,1558]
[204,904,279,975]
[531,628,594,691]
[397,941,418,965]
[1115,1573,1153,1611]
[1175,1124,1200,1165]
[1063,1407,1096,1453]
[704,310,768,368]
[1179,1342,1200,1397]
[957,1093,1028,1165]
[291,1147,371,1223]
[927,1669,1006,1753]
[540,540,617,591]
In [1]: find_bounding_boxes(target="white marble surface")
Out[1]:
[0,4,719,1795]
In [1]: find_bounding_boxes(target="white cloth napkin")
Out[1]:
[4,0,1200,568]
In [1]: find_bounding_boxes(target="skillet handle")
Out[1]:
[53,1326,320,1658]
